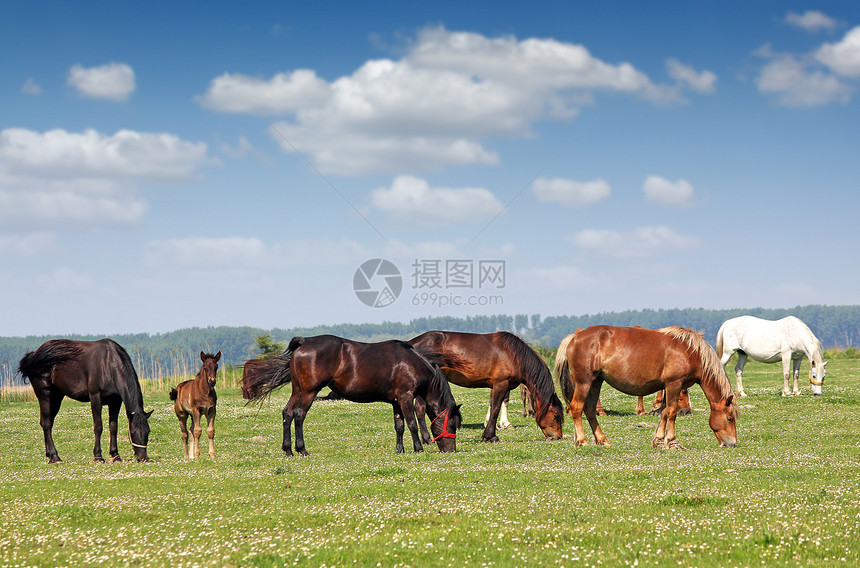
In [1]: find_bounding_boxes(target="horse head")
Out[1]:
[430,404,462,453]
[201,351,221,388]
[130,409,154,462]
[535,395,565,440]
[707,395,738,448]
[809,359,827,396]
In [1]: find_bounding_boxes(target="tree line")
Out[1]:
[1,305,858,386]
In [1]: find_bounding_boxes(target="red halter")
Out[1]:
[430,409,456,443]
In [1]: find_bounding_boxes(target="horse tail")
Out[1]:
[409,332,474,374]
[408,344,457,410]
[17,340,83,382]
[242,337,304,402]
[553,333,577,406]
[169,388,178,401]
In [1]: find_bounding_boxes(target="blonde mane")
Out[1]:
[658,326,734,400]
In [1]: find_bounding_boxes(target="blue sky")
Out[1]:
[1,1,859,336]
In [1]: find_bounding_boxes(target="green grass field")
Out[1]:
[1,358,858,567]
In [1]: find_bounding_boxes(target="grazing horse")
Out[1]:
[716,315,827,397]
[242,335,461,456]
[555,326,738,449]
[170,351,221,459]
[18,339,152,463]
[410,331,564,442]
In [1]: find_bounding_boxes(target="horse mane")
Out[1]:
[658,326,733,400]
[18,340,84,382]
[494,332,564,425]
[411,346,458,410]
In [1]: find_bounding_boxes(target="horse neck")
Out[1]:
[424,371,453,415]
[698,369,733,405]
[194,367,212,393]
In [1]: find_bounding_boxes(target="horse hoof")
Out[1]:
[94,457,105,464]
[48,458,63,465]
[500,423,514,430]
[668,442,686,450]
[482,436,500,443]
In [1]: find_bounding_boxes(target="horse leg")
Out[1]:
[90,393,105,463]
[37,387,64,464]
[781,353,793,396]
[482,383,510,442]
[521,385,534,417]
[659,385,685,449]
[636,396,646,415]
[792,358,802,395]
[398,397,424,453]
[734,352,748,397]
[583,382,610,446]
[649,390,666,416]
[567,378,590,447]
[596,397,607,416]
[485,390,513,430]
[177,410,190,459]
[191,409,203,460]
[292,391,317,457]
[414,396,431,445]
[107,399,122,462]
[206,408,216,458]
[678,388,692,416]
[392,404,406,453]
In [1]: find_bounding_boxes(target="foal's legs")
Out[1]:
[90,393,105,463]
[107,399,122,462]
[191,408,204,459]
[205,408,216,458]
[734,352,749,397]
[176,410,190,459]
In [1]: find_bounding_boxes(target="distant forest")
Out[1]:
[1,304,858,385]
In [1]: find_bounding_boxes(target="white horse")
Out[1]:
[716,315,827,397]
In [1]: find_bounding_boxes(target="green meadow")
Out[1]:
[0,358,858,567]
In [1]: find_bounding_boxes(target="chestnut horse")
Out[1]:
[18,339,152,463]
[170,351,221,459]
[410,331,564,442]
[242,335,461,456]
[555,326,738,449]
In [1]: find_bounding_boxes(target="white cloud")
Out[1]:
[221,135,255,158]
[199,26,684,175]
[369,175,503,222]
[37,268,94,291]
[571,226,699,258]
[816,26,860,78]
[0,128,209,228]
[643,176,695,207]
[67,62,136,102]
[785,10,838,32]
[666,59,717,94]
[144,236,370,275]
[0,233,55,257]
[532,177,610,207]
[756,54,852,106]
[21,78,42,95]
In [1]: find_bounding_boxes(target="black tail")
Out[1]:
[242,337,304,402]
[18,340,83,382]
[169,388,178,401]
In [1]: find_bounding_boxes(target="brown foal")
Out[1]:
[170,351,220,459]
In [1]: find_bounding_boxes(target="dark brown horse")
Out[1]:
[18,339,152,463]
[170,351,220,459]
[409,331,564,442]
[242,335,462,456]
[555,326,738,449]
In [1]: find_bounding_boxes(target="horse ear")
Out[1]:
[824,361,828,367]
[725,395,734,407]
[200,351,206,361]
[215,351,222,362]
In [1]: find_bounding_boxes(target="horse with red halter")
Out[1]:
[242,335,461,456]
[555,326,738,449]
[18,339,152,463]
[409,331,564,442]
[170,351,221,459]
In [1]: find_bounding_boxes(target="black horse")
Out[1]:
[18,339,152,463]
[242,335,462,456]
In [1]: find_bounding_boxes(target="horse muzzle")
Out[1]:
[719,438,737,448]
